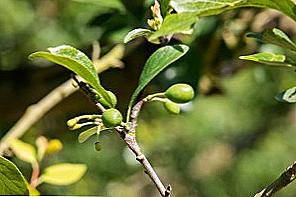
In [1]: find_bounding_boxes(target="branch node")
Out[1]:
[136,154,145,162]
[165,184,172,197]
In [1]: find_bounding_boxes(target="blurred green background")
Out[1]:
[1,0,296,196]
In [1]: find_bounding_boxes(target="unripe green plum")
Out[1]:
[165,83,194,103]
[98,91,117,108]
[102,108,123,128]
[163,101,180,115]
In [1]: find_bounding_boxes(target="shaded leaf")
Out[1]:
[0,156,28,195]
[124,28,153,43]
[40,163,87,186]
[247,28,296,52]
[275,86,296,103]
[127,44,189,119]
[170,0,296,21]
[78,126,99,143]
[160,0,171,17]
[239,52,293,67]
[149,12,197,41]
[29,45,113,107]
[10,139,37,164]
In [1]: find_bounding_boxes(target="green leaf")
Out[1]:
[149,12,198,41]
[9,139,37,164]
[29,45,113,107]
[275,86,296,103]
[0,156,28,195]
[124,28,153,43]
[239,52,293,67]
[170,0,296,21]
[78,126,99,143]
[160,0,171,17]
[40,163,87,186]
[127,44,189,120]
[247,28,296,52]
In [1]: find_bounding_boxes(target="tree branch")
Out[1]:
[254,161,296,197]
[0,44,124,155]
[117,99,171,197]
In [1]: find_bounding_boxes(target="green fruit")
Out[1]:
[94,141,102,152]
[102,108,123,128]
[165,83,194,103]
[98,91,117,108]
[164,101,180,115]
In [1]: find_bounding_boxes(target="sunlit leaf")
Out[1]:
[170,0,296,21]
[127,44,189,119]
[275,86,296,103]
[10,139,37,164]
[149,12,197,41]
[124,28,153,43]
[29,45,113,107]
[78,126,99,143]
[0,156,28,195]
[40,163,87,186]
[239,52,293,67]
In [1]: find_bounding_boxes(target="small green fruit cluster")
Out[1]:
[102,108,123,128]
[163,83,194,114]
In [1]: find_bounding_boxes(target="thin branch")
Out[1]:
[0,44,124,155]
[117,99,171,197]
[254,161,296,197]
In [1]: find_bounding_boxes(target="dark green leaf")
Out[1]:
[275,86,296,103]
[29,45,113,107]
[247,28,296,52]
[78,126,99,143]
[170,0,296,21]
[0,156,28,195]
[239,52,293,67]
[127,44,189,119]
[40,163,87,186]
[124,28,153,43]
[149,12,198,41]
[160,0,171,17]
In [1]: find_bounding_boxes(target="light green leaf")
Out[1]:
[0,156,28,195]
[247,28,296,52]
[9,139,37,164]
[170,0,296,21]
[149,12,198,41]
[29,45,113,107]
[124,28,153,43]
[127,44,189,120]
[78,126,99,143]
[275,86,296,103]
[239,52,293,67]
[40,163,87,186]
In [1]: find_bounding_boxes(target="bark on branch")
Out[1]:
[254,161,296,197]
